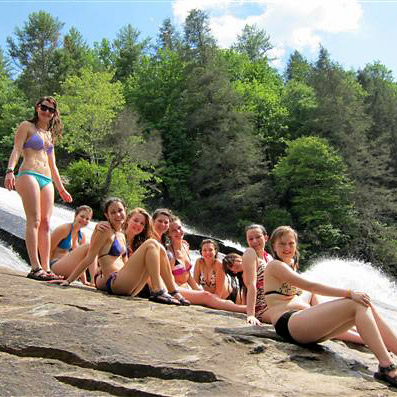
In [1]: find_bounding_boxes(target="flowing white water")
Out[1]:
[0,187,396,329]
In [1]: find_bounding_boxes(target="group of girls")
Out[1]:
[4,96,397,387]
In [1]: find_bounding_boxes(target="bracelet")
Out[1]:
[5,168,14,174]
[346,289,352,299]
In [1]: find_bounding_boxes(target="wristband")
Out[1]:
[5,168,14,174]
[346,289,352,298]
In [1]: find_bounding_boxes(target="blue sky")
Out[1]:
[1,0,397,79]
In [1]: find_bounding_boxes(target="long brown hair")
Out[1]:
[126,207,153,252]
[269,226,299,270]
[28,96,63,142]
[152,208,172,246]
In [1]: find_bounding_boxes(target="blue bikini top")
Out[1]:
[23,132,54,154]
[99,235,127,259]
[58,224,82,251]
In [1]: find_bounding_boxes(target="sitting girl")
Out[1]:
[265,225,397,387]
[50,205,96,284]
[193,239,229,298]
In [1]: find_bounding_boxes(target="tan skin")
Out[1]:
[243,227,364,343]
[167,219,247,313]
[167,220,201,290]
[193,242,228,298]
[265,229,397,379]
[242,227,273,325]
[54,203,182,305]
[4,100,72,273]
[125,210,184,304]
[50,209,98,285]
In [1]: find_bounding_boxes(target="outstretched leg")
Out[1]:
[179,289,246,313]
[288,299,394,370]
[51,244,90,279]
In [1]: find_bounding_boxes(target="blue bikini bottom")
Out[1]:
[17,170,52,190]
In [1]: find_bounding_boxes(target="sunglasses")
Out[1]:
[39,104,56,114]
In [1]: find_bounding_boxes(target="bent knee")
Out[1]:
[143,238,160,250]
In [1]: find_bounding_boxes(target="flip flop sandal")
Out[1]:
[149,289,181,305]
[170,290,191,306]
[27,268,52,281]
[374,363,397,387]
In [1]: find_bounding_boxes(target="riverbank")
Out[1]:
[0,267,395,396]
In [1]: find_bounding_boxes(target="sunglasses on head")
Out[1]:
[39,103,56,114]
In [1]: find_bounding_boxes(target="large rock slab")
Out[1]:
[0,266,395,396]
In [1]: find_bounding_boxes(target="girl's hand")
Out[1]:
[351,290,371,307]
[4,172,15,191]
[247,315,262,326]
[96,221,111,232]
[59,189,72,203]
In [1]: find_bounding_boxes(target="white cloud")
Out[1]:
[171,0,363,65]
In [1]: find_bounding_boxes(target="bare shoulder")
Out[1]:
[18,120,34,132]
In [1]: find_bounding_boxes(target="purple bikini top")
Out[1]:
[23,132,54,154]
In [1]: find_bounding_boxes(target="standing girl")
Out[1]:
[4,97,72,280]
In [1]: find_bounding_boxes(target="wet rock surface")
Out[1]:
[0,266,396,396]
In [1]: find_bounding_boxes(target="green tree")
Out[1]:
[92,38,114,72]
[273,136,355,260]
[52,27,92,88]
[58,68,125,163]
[6,11,64,100]
[113,24,151,82]
[125,48,191,207]
[180,59,268,236]
[282,80,317,139]
[58,68,159,200]
[183,9,216,64]
[284,50,311,82]
[157,18,182,51]
[232,24,273,61]
[0,72,29,167]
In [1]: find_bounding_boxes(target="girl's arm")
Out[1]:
[268,260,370,305]
[215,259,227,297]
[4,122,28,190]
[187,273,201,290]
[242,248,261,325]
[193,258,202,284]
[47,148,72,203]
